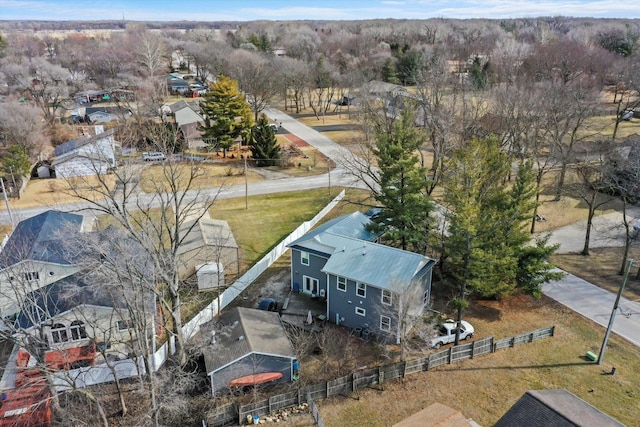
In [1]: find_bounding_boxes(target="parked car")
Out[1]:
[258,298,278,312]
[268,123,279,132]
[429,320,474,348]
[142,152,166,162]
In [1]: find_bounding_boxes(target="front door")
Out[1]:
[303,276,319,295]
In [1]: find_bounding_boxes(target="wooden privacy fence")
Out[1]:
[206,326,555,426]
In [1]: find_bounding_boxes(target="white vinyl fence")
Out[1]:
[49,190,346,389]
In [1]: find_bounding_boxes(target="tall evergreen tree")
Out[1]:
[368,107,433,252]
[250,115,281,166]
[442,137,559,297]
[199,75,253,157]
[382,58,399,84]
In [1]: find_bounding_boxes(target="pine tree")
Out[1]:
[382,58,399,84]
[199,75,253,157]
[250,115,281,166]
[442,137,559,298]
[368,107,433,252]
[1,145,31,177]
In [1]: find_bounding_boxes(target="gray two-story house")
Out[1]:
[288,212,437,344]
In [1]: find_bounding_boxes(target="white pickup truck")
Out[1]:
[429,320,474,349]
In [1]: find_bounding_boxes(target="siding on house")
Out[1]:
[287,212,436,343]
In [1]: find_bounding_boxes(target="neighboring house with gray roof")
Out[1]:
[171,100,206,149]
[52,128,117,178]
[201,307,297,395]
[287,212,436,344]
[0,211,88,317]
[494,389,626,427]
[15,269,155,356]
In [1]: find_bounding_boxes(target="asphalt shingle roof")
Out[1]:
[15,271,128,329]
[494,389,626,427]
[0,211,85,267]
[202,307,295,375]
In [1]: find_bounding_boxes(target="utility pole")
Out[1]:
[327,159,331,196]
[598,258,633,365]
[0,179,15,228]
[244,156,248,210]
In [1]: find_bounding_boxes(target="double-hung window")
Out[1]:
[301,251,309,266]
[356,282,366,298]
[381,289,392,305]
[337,276,347,292]
[380,315,391,332]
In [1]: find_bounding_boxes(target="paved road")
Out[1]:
[547,209,640,254]
[542,270,640,348]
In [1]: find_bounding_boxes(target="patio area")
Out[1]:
[279,291,327,333]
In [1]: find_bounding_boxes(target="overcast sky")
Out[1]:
[0,0,638,21]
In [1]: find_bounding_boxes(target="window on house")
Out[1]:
[69,320,87,341]
[355,307,366,317]
[423,291,430,306]
[24,271,39,282]
[357,283,366,298]
[301,251,309,266]
[380,315,391,332]
[51,323,68,343]
[117,319,134,331]
[337,276,346,292]
[381,289,392,305]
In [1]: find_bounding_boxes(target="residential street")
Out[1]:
[542,271,640,348]
[1,107,639,350]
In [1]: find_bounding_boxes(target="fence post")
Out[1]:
[550,326,555,336]
[352,372,357,393]
[448,347,453,364]
[378,366,384,389]
[471,341,475,359]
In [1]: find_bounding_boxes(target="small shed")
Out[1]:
[201,307,297,396]
[196,262,224,291]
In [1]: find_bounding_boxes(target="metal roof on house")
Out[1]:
[288,211,379,252]
[494,389,626,427]
[320,234,435,291]
[0,211,85,267]
[288,211,434,290]
[201,307,295,376]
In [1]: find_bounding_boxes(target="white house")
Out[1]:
[52,128,117,178]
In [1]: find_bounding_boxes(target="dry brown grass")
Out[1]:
[138,162,263,193]
[5,175,116,210]
[314,294,640,427]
